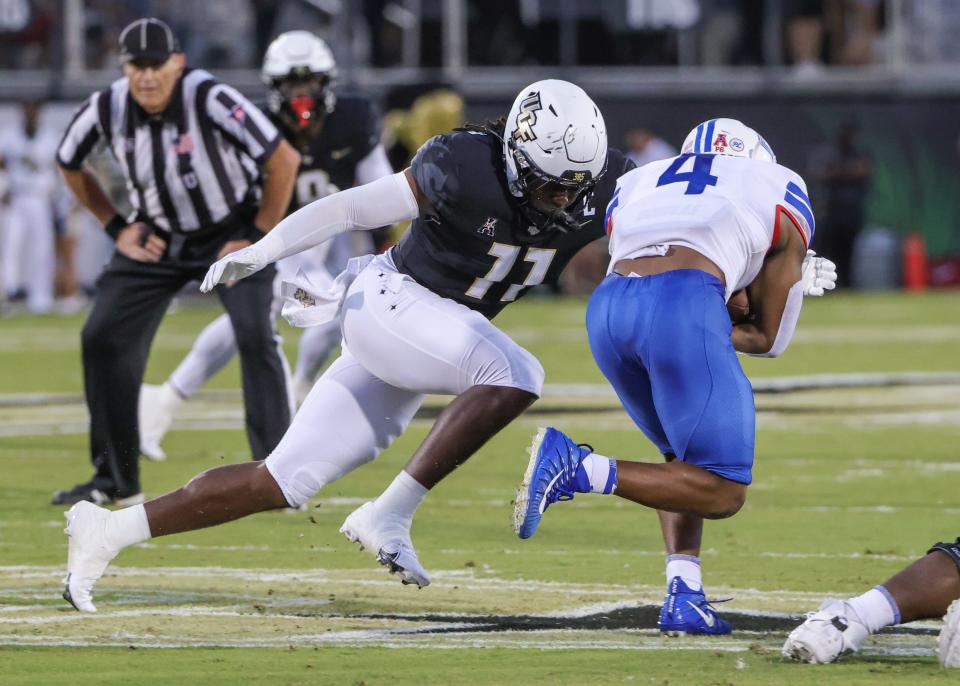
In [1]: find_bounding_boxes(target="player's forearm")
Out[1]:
[251,171,419,263]
[254,140,300,232]
[59,166,116,225]
[731,323,773,355]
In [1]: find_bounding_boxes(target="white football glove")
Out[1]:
[801,249,837,296]
[199,244,268,293]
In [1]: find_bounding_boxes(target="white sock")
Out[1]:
[104,504,152,551]
[577,453,617,494]
[666,554,702,592]
[374,471,428,524]
[847,586,900,632]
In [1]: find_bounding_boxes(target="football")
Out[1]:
[727,289,751,323]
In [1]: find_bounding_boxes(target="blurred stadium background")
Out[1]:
[2,0,960,302]
[2,1,960,684]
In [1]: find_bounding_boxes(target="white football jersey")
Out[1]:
[605,153,813,299]
[0,127,60,199]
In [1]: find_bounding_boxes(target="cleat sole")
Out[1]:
[513,427,548,538]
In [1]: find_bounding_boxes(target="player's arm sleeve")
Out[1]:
[57,93,103,170]
[778,172,815,247]
[355,144,394,185]
[734,210,807,357]
[250,171,419,263]
[205,83,282,164]
[410,134,462,216]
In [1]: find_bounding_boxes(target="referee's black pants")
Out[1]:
[81,252,291,498]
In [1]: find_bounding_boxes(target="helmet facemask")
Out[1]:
[507,136,604,233]
[268,69,335,136]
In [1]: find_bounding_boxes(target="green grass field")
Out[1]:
[1,291,958,685]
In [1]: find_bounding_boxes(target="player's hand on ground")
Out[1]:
[200,243,266,292]
[116,223,166,263]
[801,250,837,296]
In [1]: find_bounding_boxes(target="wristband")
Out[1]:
[104,214,127,240]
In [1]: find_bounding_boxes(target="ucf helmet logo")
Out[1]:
[512,92,542,143]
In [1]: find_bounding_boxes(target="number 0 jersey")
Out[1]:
[606,154,814,299]
[392,129,634,319]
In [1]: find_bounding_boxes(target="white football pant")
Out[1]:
[266,252,544,507]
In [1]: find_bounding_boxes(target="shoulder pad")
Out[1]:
[411,131,499,213]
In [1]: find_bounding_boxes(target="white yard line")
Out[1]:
[0,564,910,600]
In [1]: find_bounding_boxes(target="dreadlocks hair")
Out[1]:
[459,116,507,141]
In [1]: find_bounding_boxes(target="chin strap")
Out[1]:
[748,280,803,358]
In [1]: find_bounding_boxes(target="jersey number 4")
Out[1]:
[656,153,718,195]
[466,243,557,302]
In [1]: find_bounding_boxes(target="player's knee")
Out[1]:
[704,481,747,519]
[526,355,546,395]
[502,347,544,396]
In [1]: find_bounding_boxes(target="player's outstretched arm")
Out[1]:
[200,169,423,292]
[731,209,807,356]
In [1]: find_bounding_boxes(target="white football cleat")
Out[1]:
[782,599,871,663]
[139,383,181,461]
[63,502,120,612]
[939,598,960,668]
[339,501,431,588]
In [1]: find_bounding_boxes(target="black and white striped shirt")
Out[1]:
[57,68,281,233]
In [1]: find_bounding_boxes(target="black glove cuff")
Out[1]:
[104,214,127,240]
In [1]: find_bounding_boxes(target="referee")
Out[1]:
[53,18,300,506]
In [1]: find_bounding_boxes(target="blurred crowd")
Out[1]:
[5,0,960,71]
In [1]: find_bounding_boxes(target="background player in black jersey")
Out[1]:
[137,31,395,461]
[61,79,635,611]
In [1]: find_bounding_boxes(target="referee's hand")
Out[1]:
[116,223,166,262]
[200,243,267,293]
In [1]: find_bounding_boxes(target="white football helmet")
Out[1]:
[681,117,776,163]
[261,31,337,128]
[503,79,607,229]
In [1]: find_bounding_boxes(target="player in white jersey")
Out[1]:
[0,101,61,314]
[514,118,837,635]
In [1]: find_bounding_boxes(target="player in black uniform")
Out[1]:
[61,79,635,611]
[138,31,395,460]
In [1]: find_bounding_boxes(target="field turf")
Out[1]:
[1,290,958,684]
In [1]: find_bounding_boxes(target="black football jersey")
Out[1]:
[391,129,635,319]
[267,93,381,211]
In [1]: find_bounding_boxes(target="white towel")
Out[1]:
[281,254,375,328]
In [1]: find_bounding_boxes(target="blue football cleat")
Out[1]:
[658,577,732,635]
[514,426,593,539]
